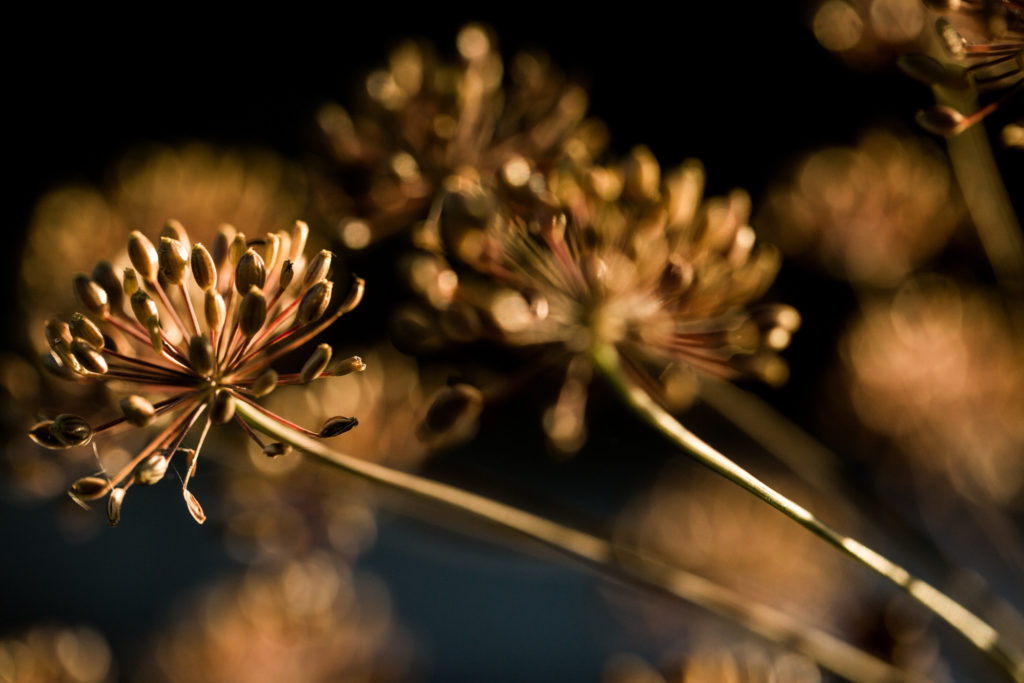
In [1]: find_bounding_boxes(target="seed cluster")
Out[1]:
[31,220,365,525]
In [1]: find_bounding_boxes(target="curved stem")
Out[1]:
[592,342,1024,682]
[232,399,905,683]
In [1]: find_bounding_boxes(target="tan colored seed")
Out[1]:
[107,487,125,527]
[145,316,163,354]
[92,260,124,311]
[212,223,235,268]
[319,416,358,437]
[277,259,294,291]
[134,454,169,485]
[328,355,366,376]
[188,334,215,376]
[161,219,190,251]
[130,290,159,326]
[158,236,189,285]
[51,413,93,447]
[204,290,226,334]
[69,476,110,501]
[235,248,266,294]
[229,232,248,266]
[263,232,281,273]
[123,267,141,296]
[72,275,109,317]
[239,286,267,338]
[120,394,156,427]
[128,231,159,281]
[45,318,73,349]
[190,243,217,290]
[69,312,104,350]
[70,339,108,374]
[251,369,279,397]
[297,281,333,325]
[303,249,333,288]
[211,388,236,424]
[184,489,206,524]
[300,343,332,383]
[290,220,309,262]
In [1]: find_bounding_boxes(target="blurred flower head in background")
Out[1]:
[759,128,961,286]
[314,22,602,250]
[0,624,115,683]
[842,277,1024,507]
[403,147,798,453]
[603,644,821,683]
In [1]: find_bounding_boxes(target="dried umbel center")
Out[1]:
[33,220,366,525]
[315,22,603,249]
[842,278,1024,506]
[411,148,798,453]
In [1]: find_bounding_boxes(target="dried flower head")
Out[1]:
[842,277,1024,505]
[407,148,797,453]
[759,129,961,285]
[31,220,365,525]
[314,23,602,249]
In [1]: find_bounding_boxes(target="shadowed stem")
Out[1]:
[591,342,1024,682]
[233,399,905,683]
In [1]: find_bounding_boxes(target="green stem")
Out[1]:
[592,342,1024,682]
[233,399,905,683]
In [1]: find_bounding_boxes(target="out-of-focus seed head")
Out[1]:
[300,343,333,383]
[297,281,333,325]
[418,383,484,444]
[191,243,217,291]
[212,223,235,268]
[51,414,93,447]
[107,487,125,526]
[120,394,156,427]
[123,267,141,296]
[263,442,292,458]
[73,275,109,317]
[328,355,366,376]
[128,230,159,281]
[204,290,226,334]
[130,290,159,327]
[162,219,190,251]
[69,476,110,501]
[28,420,64,448]
[239,286,268,338]
[303,250,333,288]
[211,388,236,424]
[92,261,124,311]
[236,248,267,294]
[290,220,309,262]
[188,334,215,377]
[69,312,104,350]
[70,339,108,374]
[158,236,189,285]
[318,416,359,437]
[251,369,279,397]
[134,454,169,486]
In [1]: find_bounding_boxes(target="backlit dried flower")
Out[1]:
[758,129,961,285]
[410,148,797,453]
[842,277,1024,505]
[31,220,365,525]
[314,23,601,249]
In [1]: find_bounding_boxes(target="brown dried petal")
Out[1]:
[318,416,359,437]
[120,394,156,427]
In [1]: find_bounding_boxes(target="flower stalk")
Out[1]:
[232,398,903,683]
[591,341,1024,682]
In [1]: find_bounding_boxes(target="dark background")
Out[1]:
[3,7,1022,682]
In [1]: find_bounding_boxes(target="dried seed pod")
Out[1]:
[92,260,124,312]
[120,394,156,427]
[134,454,169,485]
[300,343,333,383]
[188,335,215,376]
[290,220,309,262]
[210,388,236,424]
[128,230,159,281]
[235,248,266,294]
[205,290,226,334]
[107,487,125,526]
[319,416,359,437]
[72,275,109,317]
[229,232,248,266]
[263,232,281,273]
[263,442,292,458]
[251,369,279,397]
[45,318,73,349]
[303,249,333,288]
[277,259,295,291]
[190,243,217,290]
[50,413,93,447]
[162,219,190,252]
[28,420,64,448]
[130,290,159,327]
[69,476,110,501]
[69,312,104,350]
[145,316,163,354]
[297,281,333,325]
[183,489,206,524]
[158,236,189,285]
[337,276,365,315]
[238,286,267,338]
[123,267,141,296]
[70,339,108,374]
[328,355,366,376]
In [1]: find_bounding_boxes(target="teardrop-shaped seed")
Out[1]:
[120,394,156,427]
[297,281,333,325]
[69,313,104,350]
[28,421,64,448]
[251,369,279,397]
[190,243,217,290]
[107,487,125,527]
[128,231,159,281]
[69,476,110,501]
[238,286,267,338]
[72,275,109,317]
[188,334,215,376]
[235,249,266,294]
[210,389,236,424]
[70,339,108,374]
[158,236,189,285]
[300,343,332,383]
[50,413,93,447]
[92,261,124,312]
[318,416,358,437]
[134,454,169,486]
